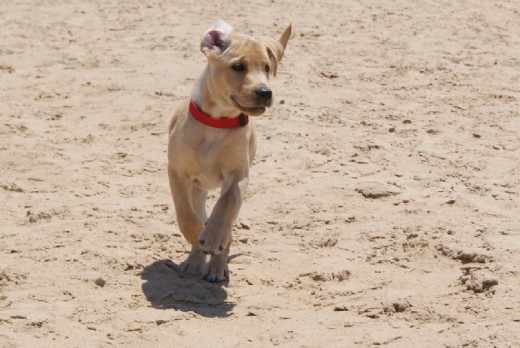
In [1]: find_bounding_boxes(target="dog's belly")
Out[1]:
[188,170,223,191]
[184,144,228,190]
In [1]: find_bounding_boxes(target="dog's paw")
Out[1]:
[203,253,229,283]
[198,222,232,255]
[178,247,207,275]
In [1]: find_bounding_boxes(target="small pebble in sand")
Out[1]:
[94,277,106,287]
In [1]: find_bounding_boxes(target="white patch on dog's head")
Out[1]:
[201,20,233,55]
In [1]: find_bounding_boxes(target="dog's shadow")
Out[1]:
[141,259,235,317]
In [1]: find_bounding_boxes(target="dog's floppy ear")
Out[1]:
[201,20,233,56]
[263,24,292,76]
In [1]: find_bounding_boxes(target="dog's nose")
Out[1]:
[256,87,272,100]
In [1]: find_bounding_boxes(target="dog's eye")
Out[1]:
[231,63,246,72]
[265,64,270,74]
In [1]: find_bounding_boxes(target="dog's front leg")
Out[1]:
[199,176,247,282]
[199,176,246,254]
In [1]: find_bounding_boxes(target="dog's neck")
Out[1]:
[191,66,241,119]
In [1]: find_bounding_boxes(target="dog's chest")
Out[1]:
[188,142,223,188]
[169,114,251,190]
[186,135,245,190]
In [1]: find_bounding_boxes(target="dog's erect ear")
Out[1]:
[201,20,233,55]
[263,24,292,76]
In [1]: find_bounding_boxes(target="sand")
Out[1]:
[1,0,519,346]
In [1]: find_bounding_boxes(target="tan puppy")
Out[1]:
[167,21,291,282]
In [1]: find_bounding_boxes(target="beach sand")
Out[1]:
[1,1,519,346]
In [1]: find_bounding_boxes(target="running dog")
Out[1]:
[167,20,291,282]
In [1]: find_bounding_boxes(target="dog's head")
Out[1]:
[200,21,291,116]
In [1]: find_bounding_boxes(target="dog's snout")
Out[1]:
[255,87,272,100]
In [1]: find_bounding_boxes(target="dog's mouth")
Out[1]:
[230,96,269,116]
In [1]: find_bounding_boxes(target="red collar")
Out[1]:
[189,100,249,129]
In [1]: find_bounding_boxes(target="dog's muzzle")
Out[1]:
[255,87,273,101]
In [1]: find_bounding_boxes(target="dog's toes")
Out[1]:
[203,272,223,283]
[179,261,201,274]
[203,273,229,284]
[178,247,207,275]
[203,259,230,283]
[201,245,221,256]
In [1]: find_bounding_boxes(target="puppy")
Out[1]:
[167,21,291,282]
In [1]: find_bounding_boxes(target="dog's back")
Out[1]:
[168,100,189,135]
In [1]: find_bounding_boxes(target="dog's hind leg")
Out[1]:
[168,169,207,275]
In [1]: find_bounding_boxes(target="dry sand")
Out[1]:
[1,0,519,346]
